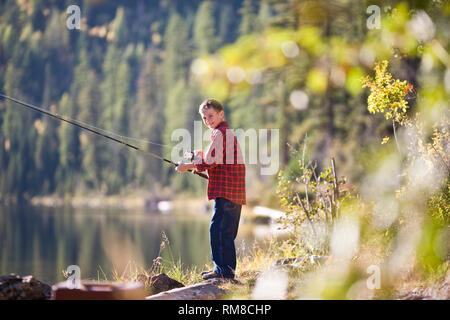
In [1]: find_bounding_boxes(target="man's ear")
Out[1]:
[219,110,224,119]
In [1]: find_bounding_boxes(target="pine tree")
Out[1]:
[133,49,164,189]
[239,0,257,36]
[1,63,37,198]
[218,4,234,44]
[34,63,60,194]
[101,44,120,128]
[257,0,272,30]
[56,93,81,195]
[111,7,130,48]
[162,80,189,181]
[163,12,191,89]
[30,0,46,31]
[101,7,130,130]
[103,59,132,193]
[78,71,104,191]
[100,23,126,192]
[193,0,218,55]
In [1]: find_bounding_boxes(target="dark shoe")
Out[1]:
[202,272,224,280]
[202,271,236,281]
[201,270,214,276]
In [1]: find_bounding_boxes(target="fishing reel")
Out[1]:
[183,151,201,162]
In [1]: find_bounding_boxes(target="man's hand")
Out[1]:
[191,150,203,165]
[176,162,194,173]
[194,150,204,158]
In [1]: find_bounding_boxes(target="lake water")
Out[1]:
[0,204,264,285]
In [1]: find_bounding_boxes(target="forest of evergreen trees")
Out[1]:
[0,0,448,203]
[0,0,245,199]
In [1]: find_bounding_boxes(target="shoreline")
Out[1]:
[14,193,258,219]
[0,192,212,217]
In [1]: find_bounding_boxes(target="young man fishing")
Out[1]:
[176,98,246,280]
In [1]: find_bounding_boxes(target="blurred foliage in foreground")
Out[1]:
[273,59,448,299]
[193,0,449,297]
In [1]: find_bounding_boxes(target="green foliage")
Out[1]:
[239,0,257,36]
[362,61,449,226]
[133,50,164,189]
[164,13,191,89]
[194,0,219,55]
[56,94,80,195]
[361,56,449,277]
[416,215,449,275]
[110,7,129,48]
[361,60,411,125]
[78,71,104,191]
[427,178,450,225]
[276,145,352,255]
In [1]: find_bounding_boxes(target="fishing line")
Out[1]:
[66,119,176,151]
[0,93,208,180]
[1,94,180,150]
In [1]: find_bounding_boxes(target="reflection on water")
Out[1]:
[0,204,253,285]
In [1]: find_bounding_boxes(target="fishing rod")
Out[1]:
[0,93,208,180]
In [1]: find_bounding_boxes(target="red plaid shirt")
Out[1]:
[194,121,246,205]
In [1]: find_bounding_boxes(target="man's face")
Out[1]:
[200,108,224,129]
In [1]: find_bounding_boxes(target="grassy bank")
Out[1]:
[93,226,449,300]
[97,236,287,299]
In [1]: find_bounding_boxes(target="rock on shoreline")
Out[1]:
[0,274,51,300]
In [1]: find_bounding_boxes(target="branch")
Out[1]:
[430,144,450,173]
[331,158,339,219]
[392,119,401,153]
[296,193,317,239]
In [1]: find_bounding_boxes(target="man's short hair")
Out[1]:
[199,98,223,113]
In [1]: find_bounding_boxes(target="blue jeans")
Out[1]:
[210,197,242,278]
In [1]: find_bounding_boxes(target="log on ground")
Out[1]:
[145,282,228,300]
